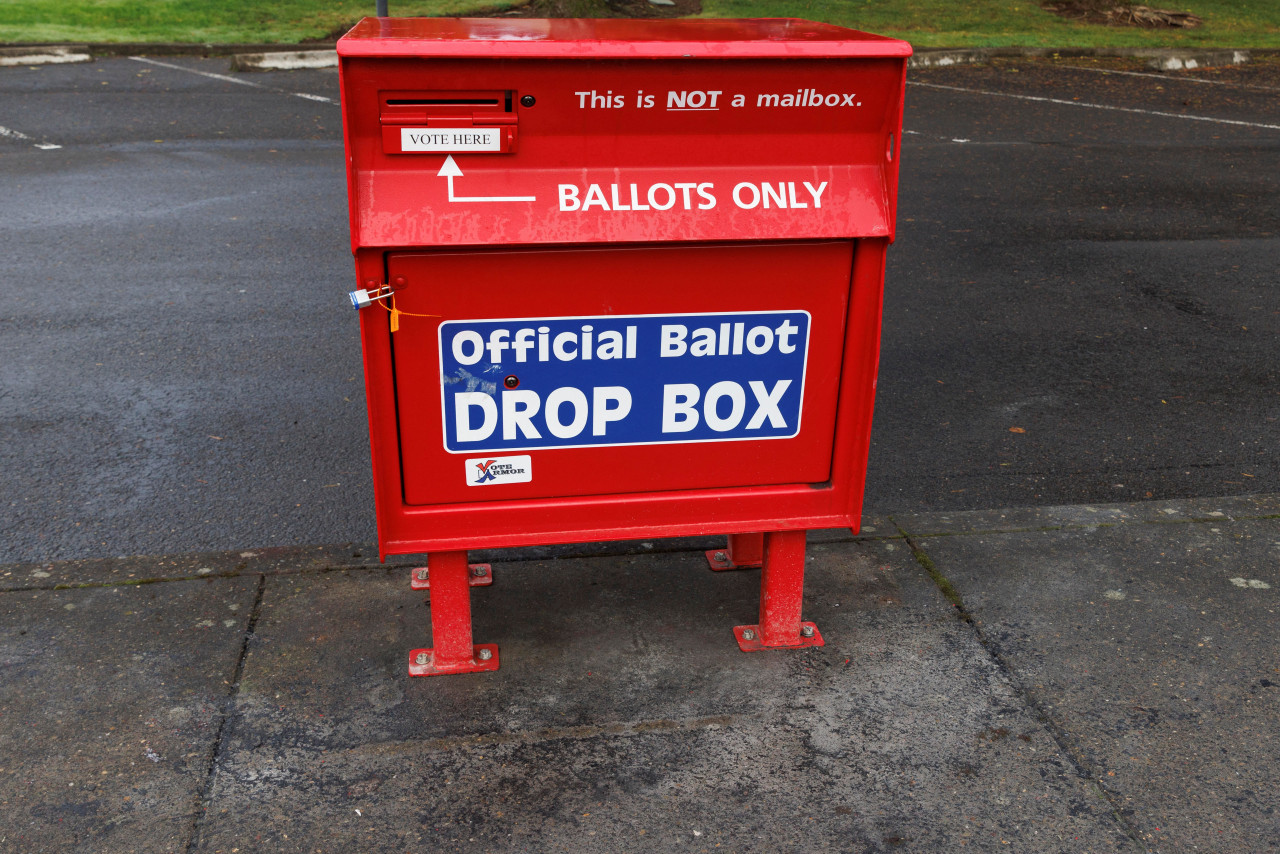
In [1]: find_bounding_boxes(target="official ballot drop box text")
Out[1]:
[337,17,910,674]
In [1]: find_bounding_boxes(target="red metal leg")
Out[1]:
[408,550,499,676]
[734,530,823,651]
[706,532,765,571]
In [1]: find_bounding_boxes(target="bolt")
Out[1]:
[800,624,815,638]
[471,565,489,578]
[713,551,728,562]
[741,629,756,641]
[520,95,536,108]
[414,652,430,666]
[477,648,493,661]
[415,569,429,582]
[504,375,519,389]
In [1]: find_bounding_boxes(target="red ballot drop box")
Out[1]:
[337,17,911,675]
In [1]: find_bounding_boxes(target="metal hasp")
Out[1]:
[337,18,911,675]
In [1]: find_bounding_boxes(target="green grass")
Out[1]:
[0,0,518,44]
[0,0,1276,47]
[700,0,1280,49]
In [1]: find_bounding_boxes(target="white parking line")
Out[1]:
[909,81,1280,132]
[1064,64,1280,93]
[129,56,338,106]
[0,123,61,150]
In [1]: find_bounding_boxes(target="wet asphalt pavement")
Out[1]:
[880,57,1279,514]
[0,55,1277,562]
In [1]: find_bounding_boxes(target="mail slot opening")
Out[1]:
[385,95,509,108]
[379,90,518,154]
[380,90,514,117]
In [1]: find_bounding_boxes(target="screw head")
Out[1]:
[414,652,430,666]
[415,569,429,581]
[504,375,519,389]
[471,565,489,578]
[477,648,493,661]
[520,95,535,108]
[713,551,728,562]
[800,624,815,638]
[741,629,756,641]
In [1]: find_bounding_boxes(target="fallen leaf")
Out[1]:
[1009,427,1026,433]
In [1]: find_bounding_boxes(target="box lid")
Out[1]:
[337,17,912,59]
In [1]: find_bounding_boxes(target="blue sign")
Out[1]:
[438,310,810,453]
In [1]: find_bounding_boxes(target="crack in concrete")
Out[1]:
[184,573,267,854]
[894,519,1151,852]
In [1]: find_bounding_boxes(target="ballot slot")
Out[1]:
[380,90,518,153]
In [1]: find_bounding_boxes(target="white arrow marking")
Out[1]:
[438,155,536,203]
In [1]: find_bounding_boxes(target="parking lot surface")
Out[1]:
[2,54,1276,563]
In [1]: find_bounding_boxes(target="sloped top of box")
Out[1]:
[337,17,913,59]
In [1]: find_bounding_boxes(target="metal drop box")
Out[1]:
[337,17,910,674]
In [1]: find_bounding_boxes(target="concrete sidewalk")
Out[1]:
[2,495,1277,853]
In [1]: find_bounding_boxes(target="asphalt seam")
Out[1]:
[894,521,1151,850]
[900,512,1280,540]
[0,562,409,594]
[901,512,1280,537]
[184,572,268,854]
[1,512,1274,594]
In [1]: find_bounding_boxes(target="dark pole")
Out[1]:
[376,0,388,16]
